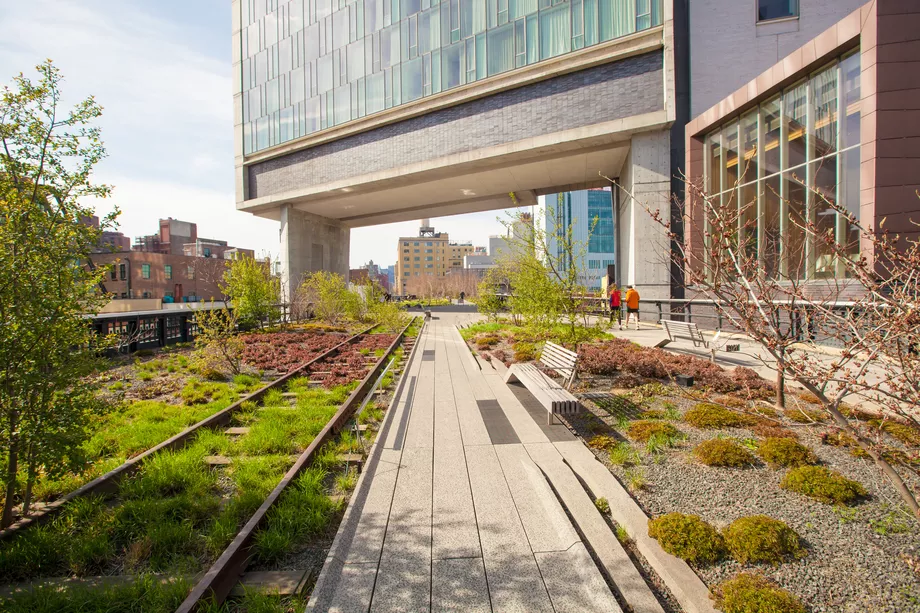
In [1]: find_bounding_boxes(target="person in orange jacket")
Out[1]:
[624,285,640,330]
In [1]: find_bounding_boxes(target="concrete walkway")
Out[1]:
[307,314,670,613]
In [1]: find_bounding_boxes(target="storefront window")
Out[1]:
[703,51,860,281]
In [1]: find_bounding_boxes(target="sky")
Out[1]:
[0,0,520,269]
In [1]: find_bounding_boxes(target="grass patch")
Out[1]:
[693,439,756,467]
[684,403,754,429]
[647,512,726,565]
[722,516,805,564]
[780,465,866,505]
[712,573,806,613]
[757,438,817,468]
[609,442,640,467]
[0,574,191,613]
[594,497,609,514]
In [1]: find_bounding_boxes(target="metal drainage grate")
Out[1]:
[422,350,435,361]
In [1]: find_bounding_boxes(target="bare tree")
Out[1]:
[622,169,920,521]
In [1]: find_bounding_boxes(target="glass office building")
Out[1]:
[239,0,662,154]
[703,50,860,280]
[541,188,616,290]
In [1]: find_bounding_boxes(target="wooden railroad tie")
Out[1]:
[340,453,364,465]
[204,455,232,467]
[224,427,250,436]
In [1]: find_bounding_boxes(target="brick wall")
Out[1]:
[247,52,664,200]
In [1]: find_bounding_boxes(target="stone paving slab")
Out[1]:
[493,444,579,554]
[307,559,377,613]
[526,443,665,613]
[371,446,433,613]
[535,544,623,613]
[433,443,480,560]
[431,558,492,613]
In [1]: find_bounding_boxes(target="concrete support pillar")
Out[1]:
[279,205,350,302]
[617,131,672,300]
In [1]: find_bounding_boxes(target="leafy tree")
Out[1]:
[297,271,352,324]
[221,254,279,329]
[0,61,115,527]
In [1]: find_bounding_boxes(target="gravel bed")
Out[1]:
[567,385,920,613]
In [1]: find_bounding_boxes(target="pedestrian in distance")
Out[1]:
[608,284,623,330]
[624,285,641,330]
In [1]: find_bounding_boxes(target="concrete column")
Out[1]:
[617,131,672,300]
[279,205,350,302]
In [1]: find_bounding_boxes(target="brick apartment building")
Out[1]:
[89,217,255,302]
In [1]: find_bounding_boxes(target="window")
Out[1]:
[703,51,860,281]
[757,0,797,22]
[188,265,195,279]
[165,265,173,280]
[241,0,663,154]
[119,263,126,280]
[110,266,117,281]
[141,263,151,279]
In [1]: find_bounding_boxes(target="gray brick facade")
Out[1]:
[247,51,664,200]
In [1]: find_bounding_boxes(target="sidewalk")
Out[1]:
[306,314,703,613]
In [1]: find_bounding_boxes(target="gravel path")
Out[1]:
[568,386,920,613]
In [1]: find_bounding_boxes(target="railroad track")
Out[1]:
[0,323,380,542]
[176,316,422,611]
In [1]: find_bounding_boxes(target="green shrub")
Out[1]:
[693,439,755,468]
[640,409,667,420]
[783,407,824,424]
[722,516,805,565]
[512,342,537,362]
[712,573,806,613]
[881,421,920,446]
[628,420,680,443]
[648,513,725,565]
[588,435,619,451]
[757,438,817,468]
[684,403,754,429]
[780,465,866,505]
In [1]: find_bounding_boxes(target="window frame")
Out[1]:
[756,0,798,24]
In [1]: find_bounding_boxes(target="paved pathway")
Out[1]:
[307,314,652,613]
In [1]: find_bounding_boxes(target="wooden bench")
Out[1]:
[504,342,580,425]
[658,320,740,362]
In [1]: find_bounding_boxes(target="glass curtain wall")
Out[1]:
[240,0,663,154]
[703,50,860,281]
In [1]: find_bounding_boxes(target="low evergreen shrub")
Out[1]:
[722,516,805,564]
[693,439,756,467]
[780,465,866,505]
[757,438,817,468]
[712,573,806,613]
[684,403,754,429]
[783,407,824,424]
[647,512,726,565]
[627,420,680,443]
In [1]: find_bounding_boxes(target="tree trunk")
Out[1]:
[1,416,21,529]
[21,449,35,518]
[773,348,786,410]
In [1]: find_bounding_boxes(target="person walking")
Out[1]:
[609,284,623,330]
[624,285,641,330]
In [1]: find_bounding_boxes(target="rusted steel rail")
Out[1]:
[0,324,379,541]
[176,317,419,612]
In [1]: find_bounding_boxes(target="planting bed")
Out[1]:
[567,371,920,612]
[1,327,362,519]
[0,321,419,613]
